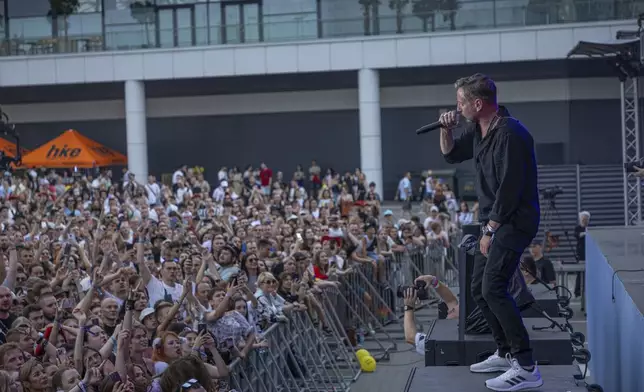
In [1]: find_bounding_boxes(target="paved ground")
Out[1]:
[350,303,588,392]
[350,202,589,392]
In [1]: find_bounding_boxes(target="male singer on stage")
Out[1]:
[438,74,542,391]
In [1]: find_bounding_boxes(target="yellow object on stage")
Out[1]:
[360,355,377,372]
[355,349,370,360]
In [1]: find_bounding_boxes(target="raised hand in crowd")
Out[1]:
[0,163,465,392]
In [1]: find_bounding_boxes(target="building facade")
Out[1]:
[0,0,639,197]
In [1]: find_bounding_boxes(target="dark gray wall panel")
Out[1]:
[146,111,360,183]
[380,106,472,198]
[11,99,622,199]
[380,99,622,197]
[568,99,622,165]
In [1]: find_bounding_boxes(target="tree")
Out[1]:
[359,0,381,35]
[440,0,459,31]
[412,0,459,32]
[130,1,155,48]
[389,0,410,34]
[412,0,438,32]
[48,0,80,51]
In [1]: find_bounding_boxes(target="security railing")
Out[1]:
[554,261,586,307]
[0,0,639,57]
[228,311,354,392]
[225,234,461,391]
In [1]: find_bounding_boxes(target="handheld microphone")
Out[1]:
[415,121,442,135]
[415,110,461,135]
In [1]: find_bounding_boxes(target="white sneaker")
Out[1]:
[470,350,511,373]
[485,354,543,391]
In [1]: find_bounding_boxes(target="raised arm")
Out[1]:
[1,248,18,290]
[133,241,152,285]
[156,279,190,334]
[442,127,475,164]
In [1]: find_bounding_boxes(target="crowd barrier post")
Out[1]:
[316,287,363,381]
[228,312,352,392]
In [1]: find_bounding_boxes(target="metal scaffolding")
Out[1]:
[621,77,642,225]
[568,18,644,225]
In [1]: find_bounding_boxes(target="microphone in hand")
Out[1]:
[415,110,460,135]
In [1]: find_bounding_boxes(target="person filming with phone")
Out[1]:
[437,73,542,391]
[403,275,459,355]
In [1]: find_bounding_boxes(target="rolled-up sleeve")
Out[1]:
[443,128,475,164]
[489,131,525,223]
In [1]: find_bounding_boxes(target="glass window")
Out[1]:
[263,0,318,42]
[78,0,102,13]
[319,0,364,38]
[7,0,50,18]
[8,0,102,40]
[263,0,316,15]
[106,0,156,49]
[194,3,208,45]
[0,1,5,39]
[243,3,260,43]
[8,17,51,39]
[494,0,530,27]
[156,0,208,5]
[445,0,492,30]
[208,3,221,44]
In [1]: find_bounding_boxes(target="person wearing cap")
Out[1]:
[438,74,542,390]
[140,308,158,340]
[217,243,241,283]
[423,206,440,231]
[382,210,394,228]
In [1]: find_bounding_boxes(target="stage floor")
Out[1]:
[403,366,587,392]
[589,226,644,313]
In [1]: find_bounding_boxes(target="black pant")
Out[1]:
[471,241,533,366]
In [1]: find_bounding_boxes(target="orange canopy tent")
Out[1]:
[0,138,29,158]
[21,129,127,168]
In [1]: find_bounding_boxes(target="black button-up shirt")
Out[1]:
[444,107,540,251]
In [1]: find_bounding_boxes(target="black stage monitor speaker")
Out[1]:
[458,224,480,340]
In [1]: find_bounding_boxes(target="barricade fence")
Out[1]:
[227,235,462,391]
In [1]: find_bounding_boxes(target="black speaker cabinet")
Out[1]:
[424,318,573,367]
[457,224,480,339]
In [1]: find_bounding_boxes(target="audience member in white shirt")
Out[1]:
[212,181,228,203]
[172,166,187,185]
[145,176,161,206]
[457,201,474,226]
[423,206,440,231]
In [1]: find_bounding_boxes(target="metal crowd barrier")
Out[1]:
[226,232,466,392]
[228,311,353,392]
[554,261,586,307]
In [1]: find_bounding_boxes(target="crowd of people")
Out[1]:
[0,161,466,392]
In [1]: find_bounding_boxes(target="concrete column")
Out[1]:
[358,68,383,198]
[125,80,148,182]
